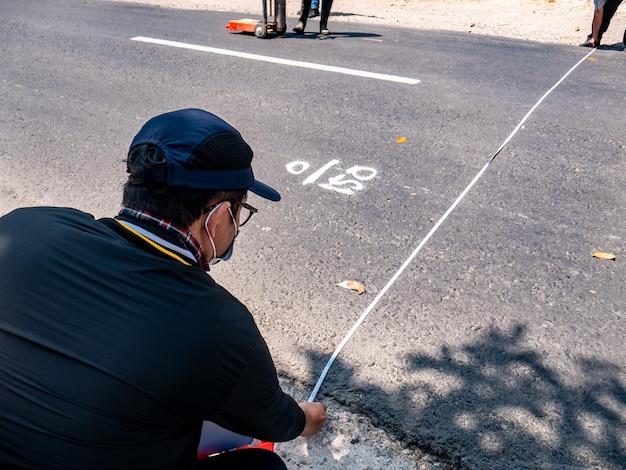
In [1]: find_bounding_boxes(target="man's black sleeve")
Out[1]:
[210,336,306,442]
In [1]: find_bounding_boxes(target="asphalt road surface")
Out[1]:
[1,1,625,468]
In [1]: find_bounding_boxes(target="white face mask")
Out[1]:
[204,202,238,265]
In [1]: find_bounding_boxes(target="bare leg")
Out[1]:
[592,7,604,45]
[599,0,624,41]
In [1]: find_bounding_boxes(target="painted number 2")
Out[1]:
[286,160,377,195]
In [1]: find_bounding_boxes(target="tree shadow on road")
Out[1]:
[305,324,626,469]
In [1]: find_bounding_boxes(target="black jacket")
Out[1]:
[0,207,304,469]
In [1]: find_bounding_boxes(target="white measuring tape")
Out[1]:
[308,47,597,403]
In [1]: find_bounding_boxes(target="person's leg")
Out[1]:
[598,0,624,41]
[582,0,608,46]
[319,0,334,34]
[195,449,287,470]
[310,0,320,17]
[293,0,312,33]
[592,7,604,45]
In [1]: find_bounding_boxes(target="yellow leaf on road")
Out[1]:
[593,252,616,260]
[335,280,366,294]
[396,136,407,143]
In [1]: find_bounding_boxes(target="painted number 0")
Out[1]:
[286,160,377,195]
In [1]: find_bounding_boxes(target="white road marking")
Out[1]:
[131,36,420,85]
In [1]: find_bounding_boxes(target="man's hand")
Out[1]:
[298,402,327,436]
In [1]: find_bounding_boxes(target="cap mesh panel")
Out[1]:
[188,132,252,170]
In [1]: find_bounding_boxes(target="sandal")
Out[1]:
[580,37,599,47]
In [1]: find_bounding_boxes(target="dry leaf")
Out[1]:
[396,136,407,143]
[335,280,365,294]
[593,252,616,260]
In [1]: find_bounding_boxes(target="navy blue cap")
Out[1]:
[128,109,280,201]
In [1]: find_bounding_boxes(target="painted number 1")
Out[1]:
[286,160,377,195]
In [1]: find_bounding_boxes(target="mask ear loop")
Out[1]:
[227,205,238,231]
[204,203,222,265]
[204,202,238,265]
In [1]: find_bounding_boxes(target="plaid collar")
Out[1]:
[117,206,209,270]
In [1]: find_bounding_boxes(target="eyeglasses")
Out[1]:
[232,201,257,227]
[204,200,257,227]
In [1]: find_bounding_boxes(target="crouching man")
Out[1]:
[0,109,326,469]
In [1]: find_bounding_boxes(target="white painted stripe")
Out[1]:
[131,36,420,85]
[307,47,597,403]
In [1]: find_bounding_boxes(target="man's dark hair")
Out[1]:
[123,144,246,227]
